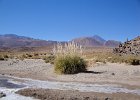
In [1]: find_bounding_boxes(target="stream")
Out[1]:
[0,75,140,100]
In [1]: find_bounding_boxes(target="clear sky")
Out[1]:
[0,0,140,41]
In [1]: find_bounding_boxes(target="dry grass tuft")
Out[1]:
[53,42,83,57]
[53,42,87,74]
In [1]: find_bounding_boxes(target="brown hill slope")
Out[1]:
[0,34,120,49]
[72,35,120,47]
[0,34,57,48]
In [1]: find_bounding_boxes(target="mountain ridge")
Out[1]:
[0,34,120,48]
[72,35,121,47]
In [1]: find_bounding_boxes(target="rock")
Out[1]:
[0,92,6,98]
[111,73,115,75]
[105,97,111,100]
[113,36,140,55]
[83,97,90,100]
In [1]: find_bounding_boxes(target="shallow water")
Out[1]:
[0,77,37,100]
[0,75,140,100]
[0,78,25,88]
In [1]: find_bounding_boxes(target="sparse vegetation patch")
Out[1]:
[55,55,87,74]
[43,55,55,64]
[0,55,4,60]
[53,42,87,74]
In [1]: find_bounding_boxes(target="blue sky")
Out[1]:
[0,0,140,41]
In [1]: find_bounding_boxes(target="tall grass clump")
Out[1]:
[53,42,83,57]
[53,42,87,74]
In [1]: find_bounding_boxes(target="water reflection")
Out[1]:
[0,79,25,89]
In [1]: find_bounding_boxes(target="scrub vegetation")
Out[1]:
[53,42,87,74]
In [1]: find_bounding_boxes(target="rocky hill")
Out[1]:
[113,36,140,55]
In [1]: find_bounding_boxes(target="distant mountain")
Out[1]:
[71,37,104,47]
[0,34,57,48]
[0,34,120,48]
[105,40,121,47]
[72,35,120,47]
[92,35,106,44]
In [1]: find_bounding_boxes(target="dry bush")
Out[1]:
[55,55,87,74]
[53,42,87,74]
[43,55,55,64]
[0,55,4,60]
[3,55,9,58]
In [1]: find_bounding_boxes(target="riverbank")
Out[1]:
[0,59,140,99]
[16,88,140,100]
[0,59,140,86]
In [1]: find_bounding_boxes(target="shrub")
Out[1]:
[26,54,32,58]
[53,42,87,74]
[3,55,8,58]
[21,54,27,59]
[43,55,55,64]
[54,55,87,74]
[0,55,4,60]
[34,53,39,56]
[126,58,140,65]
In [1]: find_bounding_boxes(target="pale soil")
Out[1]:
[0,59,140,99]
[0,59,140,86]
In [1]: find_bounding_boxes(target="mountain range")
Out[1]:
[0,34,121,48]
[72,35,121,47]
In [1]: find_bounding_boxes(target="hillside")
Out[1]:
[105,40,121,47]
[0,34,120,49]
[113,36,140,55]
[72,35,120,47]
[71,37,104,47]
[0,34,57,48]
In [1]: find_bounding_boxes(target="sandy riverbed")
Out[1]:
[0,59,140,86]
[0,59,140,99]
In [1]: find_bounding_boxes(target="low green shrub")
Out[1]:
[54,55,87,74]
[34,53,39,56]
[26,54,32,57]
[126,58,140,65]
[3,55,9,58]
[43,55,55,64]
[21,54,27,59]
[0,55,4,60]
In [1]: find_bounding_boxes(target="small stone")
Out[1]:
[105,97,111,100]
[83,97,90,100]
[0,92,6,98]
[111,73,115,75]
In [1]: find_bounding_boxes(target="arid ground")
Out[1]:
[0,58,140,100]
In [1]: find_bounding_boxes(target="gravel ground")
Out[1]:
[17,88,140,100]
[0,59,140,99]
[0,59,140,86]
